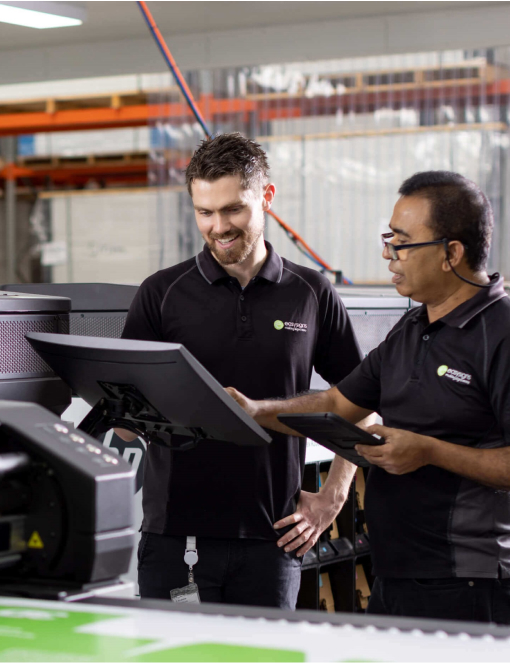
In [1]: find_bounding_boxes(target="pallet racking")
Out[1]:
[0,57,507,189]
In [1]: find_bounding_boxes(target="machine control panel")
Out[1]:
[0,400,135,585]
[35,421,124,473]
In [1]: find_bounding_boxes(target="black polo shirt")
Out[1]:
[339,276,510,578]
[122,242,362,539]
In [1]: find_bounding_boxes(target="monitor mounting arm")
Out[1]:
[78,382,206,451]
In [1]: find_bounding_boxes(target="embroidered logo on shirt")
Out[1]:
[274,320,308,332]
[437,365,472,385]
[284,322,308,332]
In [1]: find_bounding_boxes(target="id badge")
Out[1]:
[170,582,201,604]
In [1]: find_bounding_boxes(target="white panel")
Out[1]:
[50,197,70,282]
[206,17,387,70]
[387,5,510,54]
[31,127,151,157]
[49,190,180,285]
[0,74,144,101]
[265,125,502,283]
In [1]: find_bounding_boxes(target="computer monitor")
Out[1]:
[26,333,272,449]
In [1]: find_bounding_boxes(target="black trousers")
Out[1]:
[367,577,510,624]
[137,532,302,609]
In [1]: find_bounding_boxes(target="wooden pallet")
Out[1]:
[16,150,150,169]
[247,61,509,100]
[0,88,181,115]
[257,121,508,143]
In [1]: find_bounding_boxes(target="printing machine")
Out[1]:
[0,285,507,662]
[0,290,135,601]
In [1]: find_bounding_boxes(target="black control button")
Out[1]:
[241,316,247,322]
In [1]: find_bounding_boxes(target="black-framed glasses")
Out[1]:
[381,233,448,261]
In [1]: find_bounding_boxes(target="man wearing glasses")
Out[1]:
[228,170,510,623]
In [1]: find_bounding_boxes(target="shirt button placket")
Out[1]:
[238,292,250,336]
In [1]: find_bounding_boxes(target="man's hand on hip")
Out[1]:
[355,424,436,474]
[273,490,342,557]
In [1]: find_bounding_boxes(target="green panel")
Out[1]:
[134,643,305,662]
[0,606,306,662]
[0,607,150,662]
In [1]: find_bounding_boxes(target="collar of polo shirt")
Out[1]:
[412,274,506,329]
[196,241,283,285]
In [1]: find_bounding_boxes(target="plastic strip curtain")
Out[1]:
[148,47,510,282]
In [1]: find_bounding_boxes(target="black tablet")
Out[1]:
[277,412,383,467]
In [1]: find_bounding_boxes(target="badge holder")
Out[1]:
[170,536,200,604]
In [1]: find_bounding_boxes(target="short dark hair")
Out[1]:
[185,133,270,196]
[398,171,493,272]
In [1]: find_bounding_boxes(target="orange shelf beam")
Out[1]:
[0,82,506,136]
[0,97,257,136]
[0,156,192,186]
[1,161,145,184]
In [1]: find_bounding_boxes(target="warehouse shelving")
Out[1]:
[0,57,507,190]
[0,80,506,137]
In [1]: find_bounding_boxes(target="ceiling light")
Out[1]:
[0,1,86,29]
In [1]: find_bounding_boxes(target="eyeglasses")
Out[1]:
[381,233,448,261]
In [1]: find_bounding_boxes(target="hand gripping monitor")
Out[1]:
[26,333,272,450]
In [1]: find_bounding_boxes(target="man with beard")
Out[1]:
[119,133,362,608]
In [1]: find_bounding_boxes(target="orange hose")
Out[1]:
[267,210,333,271]
[138,1,208,135]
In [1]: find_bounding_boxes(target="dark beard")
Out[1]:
[207,227,264,266]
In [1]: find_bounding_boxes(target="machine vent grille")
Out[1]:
[0,317,58,377]
[69,313,127,339]
[348,311,406,358]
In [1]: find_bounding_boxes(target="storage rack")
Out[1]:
[0,58,508,189]
[297,462,372,613]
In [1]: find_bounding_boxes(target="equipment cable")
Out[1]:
[137,1,352,285]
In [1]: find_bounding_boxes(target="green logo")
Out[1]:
[274,320,284,330]
[437,365,448,376]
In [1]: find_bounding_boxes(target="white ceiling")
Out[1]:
[2,1,510,85]
[0,1,505,51]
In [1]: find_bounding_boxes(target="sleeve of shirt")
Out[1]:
[336,343,384,413]
[336,307,414,412]
[313,281,363,385]
[121,277,163,342]
[487,334,510,446]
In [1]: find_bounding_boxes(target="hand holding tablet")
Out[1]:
[277,412,384,467]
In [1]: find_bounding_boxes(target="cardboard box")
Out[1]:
[320,471,340,539]
[356,564,371,611]
[319,573,335,613]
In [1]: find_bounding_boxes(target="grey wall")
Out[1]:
[2,3,510,84]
